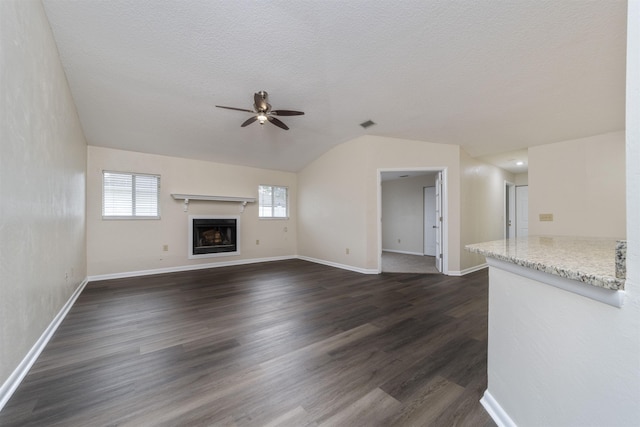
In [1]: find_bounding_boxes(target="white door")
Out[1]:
[435,172,443,272]
[516,185,529,237]
[424,187,436,256]
[506,183,515,238]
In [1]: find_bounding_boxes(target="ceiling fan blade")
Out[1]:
[267,116,289,130]
[254,91,268,112]
[241,116,258,127]
[271,110,305,116]
[216,105,255,113]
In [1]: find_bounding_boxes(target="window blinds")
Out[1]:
[103,171,160,218]
[259,185,288,218]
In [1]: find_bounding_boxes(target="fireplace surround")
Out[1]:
[189,215,240,259]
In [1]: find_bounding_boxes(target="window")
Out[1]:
[102,171,160,219]
[259,185,288,218]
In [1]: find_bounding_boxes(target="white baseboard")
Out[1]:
[0,277,89,412]
[381,249,425,256]
[89,254,380,283]
[480,390,517,427]
[296,256,378,275]
[0,255,381,411]
[87,255,297,282]
[448,262,488,276]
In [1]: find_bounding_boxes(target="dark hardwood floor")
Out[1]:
[0,260,495,426]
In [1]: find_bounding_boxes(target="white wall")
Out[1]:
[298,135,462,273]
[460,150,515,272]
[381,174,436,254]
[87,146,297,276]
[487,264,639,426]
[624,0,640,419]
[514,173,528,186]
[0,0,87,388]
[528,131,626,238]
[298,135,512,274]
[627,0,640,294]
[485,6,640,425]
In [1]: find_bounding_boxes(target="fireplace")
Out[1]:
[189,215,240,259]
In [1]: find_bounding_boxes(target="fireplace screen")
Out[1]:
[189,216,240,258]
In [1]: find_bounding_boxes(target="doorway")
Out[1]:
[379,168,447,274]
[504,181,529,238]
[505,181,515,238]
[424,186,436,256]
[516,185,529,237]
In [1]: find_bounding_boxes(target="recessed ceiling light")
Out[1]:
[516,161,524,166]
[360,120,376,129]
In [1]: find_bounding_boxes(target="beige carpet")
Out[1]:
[381,251,440,274]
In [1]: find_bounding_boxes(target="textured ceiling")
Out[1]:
[42,0,627,172]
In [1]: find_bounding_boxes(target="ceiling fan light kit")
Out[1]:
[216,91,304,130]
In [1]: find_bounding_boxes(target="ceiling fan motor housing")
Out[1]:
[215,91,304,130]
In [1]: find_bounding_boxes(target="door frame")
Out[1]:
[377,167,448,275]
[504,180,515,239]
[423,186,436,256]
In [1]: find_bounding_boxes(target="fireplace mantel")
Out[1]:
[171,194,256,212]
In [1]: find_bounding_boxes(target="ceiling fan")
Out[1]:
[216,91,304,130]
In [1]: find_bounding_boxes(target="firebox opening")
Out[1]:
[189,215,240,259]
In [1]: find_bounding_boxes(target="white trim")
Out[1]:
[377,167,449,275]
[504,180,515,239]
[297,255,379,275]
[88,256,297,282]
[480,390,517,427]
[381,249,424,256]
[257,185,289,218]
[171,193,256,203]
[0,277,89,412]
[188,215,241,259]
[103,171,161,219]
[89,255,381,283]
[171,194,255,213]
[449,263,488,276]
[487,257,625,308]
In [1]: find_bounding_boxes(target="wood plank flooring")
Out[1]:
[0,259,495,426]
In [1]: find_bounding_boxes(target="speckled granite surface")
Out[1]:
[615,240,627,279]
[466,236,625,290]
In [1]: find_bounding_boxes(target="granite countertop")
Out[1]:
[466,236,625,291]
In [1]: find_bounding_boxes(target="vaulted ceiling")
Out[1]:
[42,0,626,173]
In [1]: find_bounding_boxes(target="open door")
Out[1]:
[435,171,443,273]
[424,187,436,256]
[505,182,515,238]
[516,185,529,237]
[378,168,447,275]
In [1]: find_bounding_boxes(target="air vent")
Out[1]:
[359,120,376,129]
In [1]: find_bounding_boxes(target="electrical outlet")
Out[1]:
[539,213,554,222]
[283,227,288,232]
[163,244,169,251]
[346,248,350,255]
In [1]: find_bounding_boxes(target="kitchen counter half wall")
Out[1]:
[466,236,625,291]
